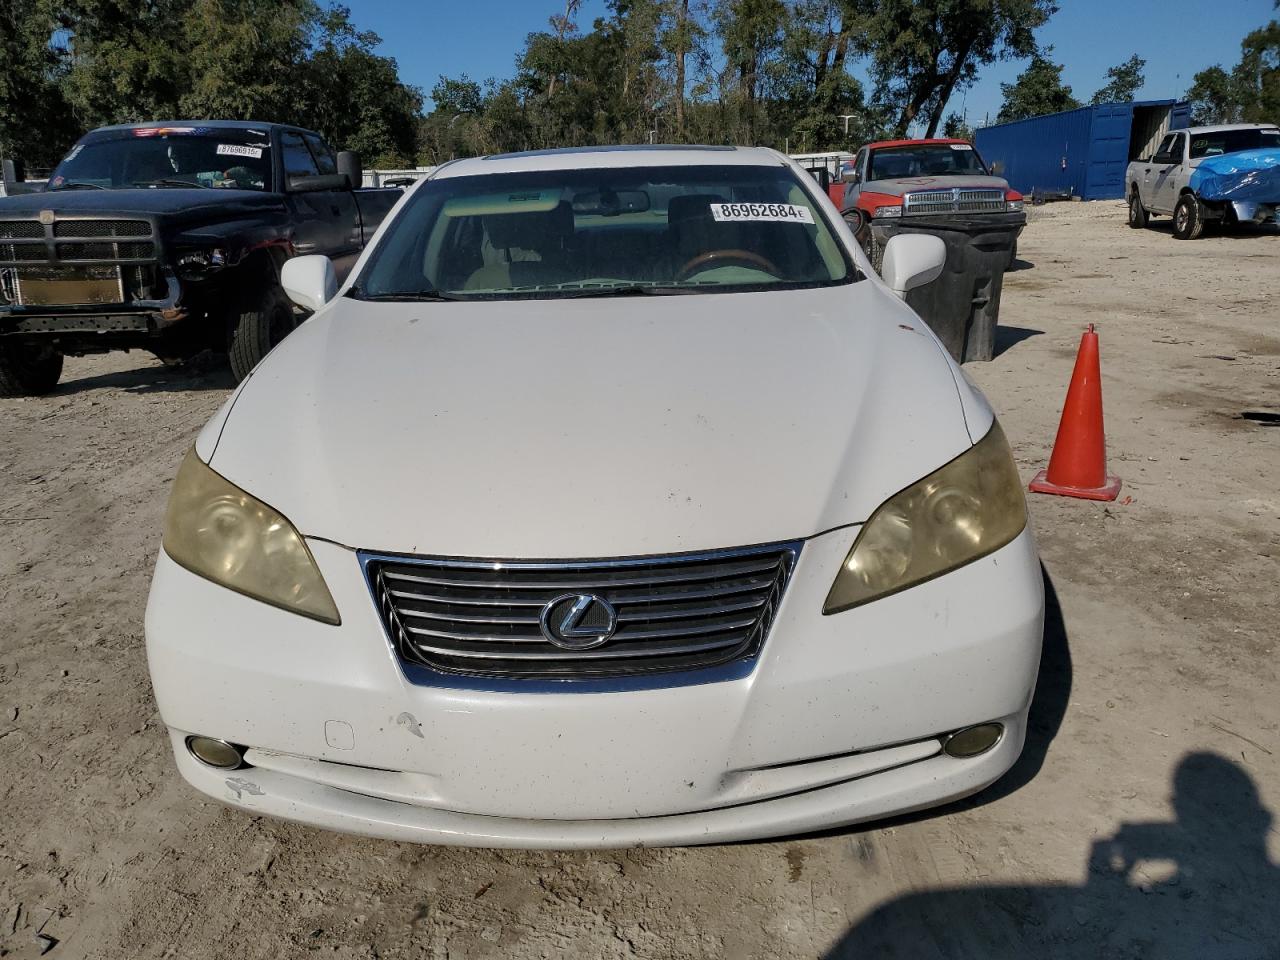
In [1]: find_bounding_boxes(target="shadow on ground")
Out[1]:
[55,356,235,396]
[826,750,1278,958]
[993,325,1044,358]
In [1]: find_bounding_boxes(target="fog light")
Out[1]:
[186,736,244,769]
[942,723,1004,758]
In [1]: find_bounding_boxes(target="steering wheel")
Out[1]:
[676,248,781,281]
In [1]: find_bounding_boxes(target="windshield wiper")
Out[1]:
[135,178,209,189]
[50,181,107,191]
[345,286,463,303]
[553,284,694,299]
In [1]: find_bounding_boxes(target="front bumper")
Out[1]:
[870,210,1027,245]
[145,527,1044,847]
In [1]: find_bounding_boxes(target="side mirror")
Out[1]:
[337,151,362,190]
[281,255,337,312]
[881,233,946,298]
[288,173,349,193]
[840,166,859,184]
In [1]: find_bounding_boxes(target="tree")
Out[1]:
[0,0,79,168]
[1236,17,1280,123]
[942,112,975,141]
[1091,54,1145,104]
[1186,65,1245,125]
[853,0,1056,138]
[997,49,1080,122]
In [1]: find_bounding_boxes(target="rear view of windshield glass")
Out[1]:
[48,128,273,191]
[869,144,988,180]
[356,164,851,299]
[1189,128,1280,159]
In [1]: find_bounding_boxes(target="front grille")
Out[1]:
[0,243,45,262]
[903,188,1007,216]
[0,222,43,240]
[53,219,150,238]
[57,241,155,261]
[365,543,800,681]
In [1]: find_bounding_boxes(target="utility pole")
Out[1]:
[839,114,858,135]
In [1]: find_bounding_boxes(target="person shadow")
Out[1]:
[824,751,1278,959]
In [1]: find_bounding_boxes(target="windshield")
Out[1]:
[353,164,853,301]
[1189,128,1280,159]
[48,127,273,191]
[869,144,988,180]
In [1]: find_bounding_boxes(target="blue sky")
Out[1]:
[350,0,1276,130]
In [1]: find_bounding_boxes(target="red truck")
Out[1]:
[838,138,1025,270]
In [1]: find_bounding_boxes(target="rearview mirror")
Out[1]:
[288,173,349,193]
[337,151,362,190]
[281,255,337,312]
[881,234,946,297]
[571,189,650,216]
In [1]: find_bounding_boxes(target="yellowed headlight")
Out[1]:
[824,421,1027,614]
[162,450,340,624]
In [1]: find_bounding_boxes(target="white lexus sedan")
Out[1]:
[145,145,1043,847]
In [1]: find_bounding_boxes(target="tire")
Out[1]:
[842,208,865,235]
[1128,191,1149,229]
[228,282,299,382]
[1007,238,1019,270]
[0,341,63,397]
[1172,193,1205,240]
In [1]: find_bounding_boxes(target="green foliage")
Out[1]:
[1186,65,1245,126]
[2,0,422,172]
[1183,17,1280,127]
[996,49,1079,122]
[1090,54,1145,105]
[852,0,1056,138]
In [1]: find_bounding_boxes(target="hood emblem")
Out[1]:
[39,210,56,225]
[539,594,618,650]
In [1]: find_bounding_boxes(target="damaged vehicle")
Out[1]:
[0,121,399,396]
[146,145,1044,848]
[1126,124,1280,239]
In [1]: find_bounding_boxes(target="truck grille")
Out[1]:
[364,543,800,681]
[903,188,1007,217]
[0,218,157,267]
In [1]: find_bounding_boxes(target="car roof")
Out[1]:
[864,138,971,151]
[433,144,788,179]
[1179,123,1279,136]
[86,120,288,135]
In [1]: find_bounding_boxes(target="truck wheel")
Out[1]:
[1172,194,1205,240]
[1007,238,1019,270]
[229,283,299,382]
[1128,193,1149,229]
[0,342,63,397]
[842,208,865,235]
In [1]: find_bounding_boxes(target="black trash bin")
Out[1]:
[874,213,1024,363]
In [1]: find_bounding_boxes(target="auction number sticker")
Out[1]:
[710,202,814,224]
[217,144,265,159]
[949,143,973,150]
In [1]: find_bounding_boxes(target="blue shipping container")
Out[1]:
[975,100,1191,201]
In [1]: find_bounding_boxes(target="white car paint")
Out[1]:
[148,145,1042,847]
[1126,123,1280,215]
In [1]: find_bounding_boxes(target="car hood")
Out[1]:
[207,284,975,558]
[865,174,1010,198]
[0,187,283,223]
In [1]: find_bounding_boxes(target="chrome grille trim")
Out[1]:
[362,542,801,683]
[903,188,1006,217]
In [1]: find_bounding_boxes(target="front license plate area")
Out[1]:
[15,267,124,306]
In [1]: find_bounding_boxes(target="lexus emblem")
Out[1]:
[539,593,618,650]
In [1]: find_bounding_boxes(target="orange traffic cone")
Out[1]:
[1029,324,1122,501]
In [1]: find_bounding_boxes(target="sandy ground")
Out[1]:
[1,202,1278,959]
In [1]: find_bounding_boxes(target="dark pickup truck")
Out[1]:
[0,120,402,395]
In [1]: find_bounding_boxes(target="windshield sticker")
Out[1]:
[217,144,265,159]
[949,143,973,150]
[710,202,814,224]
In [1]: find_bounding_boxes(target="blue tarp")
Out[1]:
[1189,148,1280,202]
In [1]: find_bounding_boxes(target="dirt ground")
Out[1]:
[2,202,1277,959]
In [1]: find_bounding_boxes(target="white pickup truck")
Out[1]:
[1126,123,1280,239]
